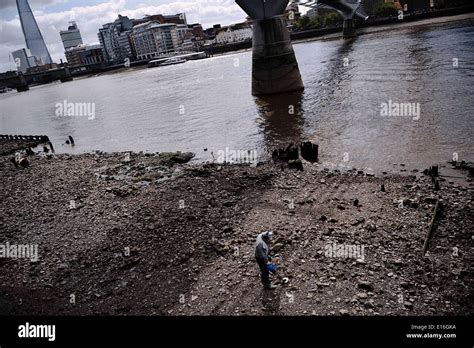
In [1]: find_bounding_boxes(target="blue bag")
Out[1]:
[267,263,277,273]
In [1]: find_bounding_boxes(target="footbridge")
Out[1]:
[300,0,369,38]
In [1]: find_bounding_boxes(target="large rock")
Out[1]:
[159,151,195,165]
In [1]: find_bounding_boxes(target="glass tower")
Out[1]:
[16,0,53,64]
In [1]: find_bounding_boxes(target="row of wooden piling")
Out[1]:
[0,135,49,142]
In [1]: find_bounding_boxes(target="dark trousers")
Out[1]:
[256,257,270,285]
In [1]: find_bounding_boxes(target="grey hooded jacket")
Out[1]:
[255,232,270,261]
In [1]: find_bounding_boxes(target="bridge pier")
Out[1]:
[342,18,356,39]
[252,16,304,95]
[16,85,29,92]
[314,1,368,39]
[16,74,29,92]
[60,66,73,83]
[236,0,304,95]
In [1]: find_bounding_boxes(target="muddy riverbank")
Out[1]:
[0,147,472,315]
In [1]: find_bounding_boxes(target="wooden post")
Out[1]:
[422,200,442,255]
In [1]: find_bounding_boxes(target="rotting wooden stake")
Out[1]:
[422,199,442,255]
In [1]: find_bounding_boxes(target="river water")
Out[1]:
[1,18,473,172]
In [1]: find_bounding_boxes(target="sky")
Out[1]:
[0,0,271,72]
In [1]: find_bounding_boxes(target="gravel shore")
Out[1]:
[0,147,472,316]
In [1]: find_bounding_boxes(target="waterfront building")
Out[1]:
[176,24,193,42]
[16,0,53,65]
[162,13,187,25]
[97,13,198,63]
[78,45,105,66]
[65,45,105,67]
[204,25,219,38]
[131,21,179,60]
[65,47,82,67]
[190,24,205,41]
[98,15,135,63]
[60,22,83,51]
[180,38,196,51]
[133,13,187,26]
[176,24,197,50]
[26,63,58,73]
[11,48,36,73]
[214,22,252,45]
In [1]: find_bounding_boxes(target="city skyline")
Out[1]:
[0,0,264,72]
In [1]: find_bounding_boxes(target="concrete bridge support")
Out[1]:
[236,0,304,95]
[16,74,29,92]
[252,16,304,95]
[60,66,73,83]
[343,18,356,39]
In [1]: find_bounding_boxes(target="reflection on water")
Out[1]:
[255,91,305,147]
[0,19,473,172]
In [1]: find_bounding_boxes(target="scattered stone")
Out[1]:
[352,217,365,226]
[364,300,375,309]
[9,157,18,168]
[223,226,233,233]
[358,281,374,291]
[18,157,29,168]
[272,243,284,252]
[365,222,377,232]
[393,259,403,266]
[0,147,469,317]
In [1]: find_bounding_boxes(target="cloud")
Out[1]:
[122,0,244,26]
[0,0,67,11]
[0,0,246,72]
